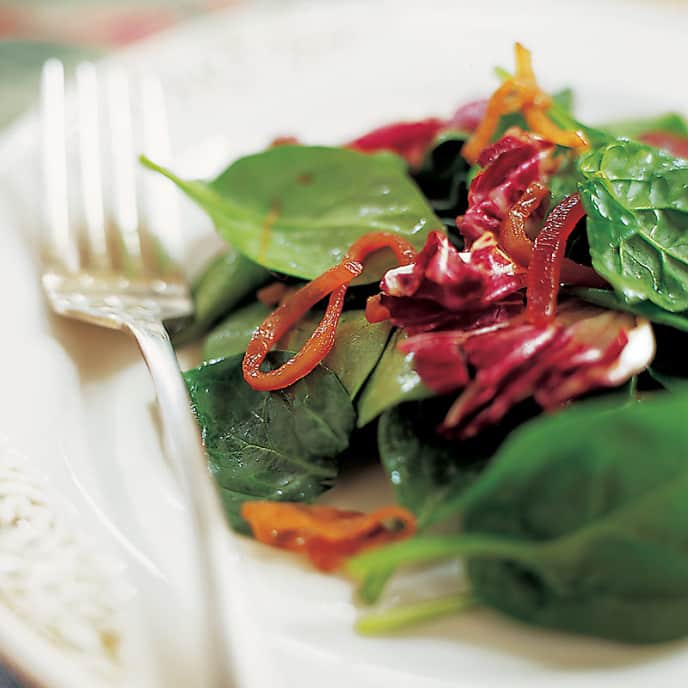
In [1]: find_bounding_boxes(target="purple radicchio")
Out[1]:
[367,130,654,439]
[401,301,654,438]
[458,129,555,246]
[376,231,525,335]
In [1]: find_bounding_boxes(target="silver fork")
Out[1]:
[40,59,234,687]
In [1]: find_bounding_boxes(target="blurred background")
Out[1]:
[2,0,687,130]
[0,0,245,127]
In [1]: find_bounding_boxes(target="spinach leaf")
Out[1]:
[294,311,390,398]
[379,399,542,527]
[203,301,272,360]
[204,307,390,398]
[551,87,574,114]
[351,390,688,643]
[647,368,688,392]
[411,132,470,235]
[142,146,440,282]
[572,287,688,332]
[174,249,270,346]
[547,101,612,149]
[578,140,688,312]
[548,152,580,206]
[378,402,486,527]
[598,112,688,140]
[185,352,354,531]
[356,330,433,428]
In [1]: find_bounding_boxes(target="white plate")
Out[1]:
[1,0,688,686]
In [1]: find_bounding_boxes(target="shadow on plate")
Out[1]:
[48,312,141,383]
[402,608,688,670]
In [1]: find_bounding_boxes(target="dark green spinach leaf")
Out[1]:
[548,151,581,206]
[378,403,486,527]
[378,399,542,528]
[647,368,688,392]
[356,330,432,427]
[411,132,470,236]
[578,140,688,312]
[142,146,440,281]
[175,249,269,346]
[351,390,688,643]
[185,352,354,531]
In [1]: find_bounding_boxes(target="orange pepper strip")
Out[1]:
[365,294,392,323]
[256,281,291,306]
[500,181,549,267]
[346,231,417,265]
[526,193,587,325]
[502,183,606,289]
[462,43,589,164]
[242,260,362,391]
[461,80,518,165]
[352,233,418,324]
[242,233,418,392]
[523,106,589,150]
[241,501,417,572]
[514,42,536,83]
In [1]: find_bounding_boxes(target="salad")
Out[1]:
[142,43,688,645]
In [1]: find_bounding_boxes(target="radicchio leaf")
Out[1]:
[369,134,653,440]
[397,331,471,394]
[403,301,654,438]
[639,131,688,159]
[448,99,488,132]
[347,97,490,167]
[458,130,554,246]
[348,118,446,167]
[378,231,525,334]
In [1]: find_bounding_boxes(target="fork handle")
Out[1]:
[126,318,235,688]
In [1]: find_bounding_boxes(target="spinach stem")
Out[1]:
[356,592,477,635]
[358,567,395,604]
[628,374,638,399]
[493,66,512,82]
[348,534,537,581]
[139,154,225,210]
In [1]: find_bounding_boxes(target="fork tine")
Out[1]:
[140,73,183,276]
[41,59,79,273]
[106,69,143,273]
[76,62,108,270]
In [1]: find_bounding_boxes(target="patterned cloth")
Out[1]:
[0,0,239,127]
